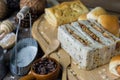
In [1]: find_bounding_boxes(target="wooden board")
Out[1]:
[67,68,80,80]
[32,14,120,80]
[55,48,120,80]
[71,61,120,80]
[32,15,60,54]
[32,15,78,80]
[50,51,78,80]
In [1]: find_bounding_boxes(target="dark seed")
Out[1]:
[33,58,57,75]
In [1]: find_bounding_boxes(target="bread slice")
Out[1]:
[58,20,120,70]
[45,1,89,27]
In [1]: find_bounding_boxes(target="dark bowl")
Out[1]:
[31,57,60,80]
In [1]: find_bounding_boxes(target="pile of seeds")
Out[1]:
[32,58,57,75]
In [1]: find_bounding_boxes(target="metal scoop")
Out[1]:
[10,38,38,76]
[10,6,38,76]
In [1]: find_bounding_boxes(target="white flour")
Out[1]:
[16,46,37,67]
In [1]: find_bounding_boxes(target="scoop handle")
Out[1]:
[17,6,30,19]
[19,74,36,80]
[62,68,67,80]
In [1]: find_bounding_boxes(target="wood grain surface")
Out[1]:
[32,14,120,80]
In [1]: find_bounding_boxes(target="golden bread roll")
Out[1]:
[78,13,87,20]
[109,55,120,77]
[87,7,107,20]
[98,15,119,37]
[45,1,89,27]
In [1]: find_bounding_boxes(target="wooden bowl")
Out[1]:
[20,57,60,80]
[30,57,60,80]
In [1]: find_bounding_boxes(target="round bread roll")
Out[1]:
[98,15,119,37]
[87,7,107,20]
[109,55,120,77]
[78,13,87,20]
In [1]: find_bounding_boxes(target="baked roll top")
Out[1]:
[45,1,89,27]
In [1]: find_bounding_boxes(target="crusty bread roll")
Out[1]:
[45,1,89,27]
[78,13,87,20]
[98,15,119,37]
[87,7,107,20]
[109,55,120,77]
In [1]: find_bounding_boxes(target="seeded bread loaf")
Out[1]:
[45,1,89,27]
[58,20,120,70]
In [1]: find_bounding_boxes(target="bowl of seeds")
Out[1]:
[30,57,60,80]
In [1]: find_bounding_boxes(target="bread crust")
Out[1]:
[98,15,119,37]
[45,1,89,26]
[109,55,120,77]
[110,55,120,62]
[87,7,107,20]
[78,13,87,20]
